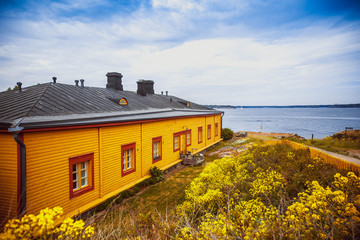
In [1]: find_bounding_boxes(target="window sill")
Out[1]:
[122,168,136,177]
[70,185,94,199]
[153,156,162,163]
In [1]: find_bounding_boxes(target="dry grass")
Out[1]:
[88,163,207,239]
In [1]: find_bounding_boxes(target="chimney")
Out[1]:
[161,91,163,95]
[80,79,84,88]
[75,80,79,86]
[106,72,123,90]
[17,82,22,92]
[166,91,168,96]
[52,76,57,83]
[137,80,154,96]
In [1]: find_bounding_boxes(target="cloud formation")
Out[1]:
[0,0,359,105]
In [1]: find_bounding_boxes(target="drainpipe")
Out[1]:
[221,112,224,139]
[9,126,26,217]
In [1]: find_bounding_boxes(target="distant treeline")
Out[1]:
[205,104,360,109]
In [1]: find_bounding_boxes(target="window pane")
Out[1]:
[123,152,127,170]
[81,170,87,178]
[73,181,78,190]
[81,178,87,187]
[81,161,86,170]
[73,164,77,172]
[127,155,131,168]
[73,172,78,181]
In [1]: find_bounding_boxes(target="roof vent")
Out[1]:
[52,76,57,83]
[106,72,123,90]
[137,80,154,96]
[75,80,79,86]
[16,82,22,92]
[80,79,84,88]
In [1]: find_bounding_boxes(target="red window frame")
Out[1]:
[215,123,219,137]
[186,131,191,146]
[173,135,180,152]
[207,124,211,140]
[198,127,203,144]
[69,153,94,199]
[173,129,191,152]
[121,142,136,177]
[152,136,162,163]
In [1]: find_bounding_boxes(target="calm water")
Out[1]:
[220,108,360,139]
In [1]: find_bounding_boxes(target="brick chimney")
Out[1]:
[137,80,154,96]
[106,72,123,91]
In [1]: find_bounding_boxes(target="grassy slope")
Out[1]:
[125,164,206,214]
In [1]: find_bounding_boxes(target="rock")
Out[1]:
[207,151,220,156]
[218,146,236,151]
[218,151,234,158]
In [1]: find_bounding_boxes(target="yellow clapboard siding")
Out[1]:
[24,128,100,216]
[214,114,222,142]
[0,133,18,224]
[2,113,222,220]
[101,124,142,195]
[141,115,221,176]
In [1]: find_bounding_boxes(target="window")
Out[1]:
[186,131,191,146]
[207,124,212,139]
[121,143,136,177]
[69,153,94,199]
[173,129,191,152]
[198,127,203,143]
[119,98,128,105]
[174,135,180,152]
[152,136,162,163]
[215,123,219,137]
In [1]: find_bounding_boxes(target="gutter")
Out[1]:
[9,126,26,217]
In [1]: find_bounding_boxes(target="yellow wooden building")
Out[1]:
[0,73,223,226]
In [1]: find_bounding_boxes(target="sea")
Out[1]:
[219,108,360,139]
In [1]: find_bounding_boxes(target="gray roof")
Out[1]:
[0,82,222,130]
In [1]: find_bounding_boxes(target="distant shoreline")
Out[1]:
[206,103,360,109]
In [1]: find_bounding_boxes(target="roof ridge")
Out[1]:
[13,82,52,128]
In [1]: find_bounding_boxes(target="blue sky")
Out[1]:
[0,0,359,105]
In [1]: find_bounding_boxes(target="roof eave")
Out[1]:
[13,109,223,131]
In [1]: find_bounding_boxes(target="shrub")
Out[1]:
[177,144,360,239]
[150,166,164,183]
[0,207,94,239]
[221,128,234,140]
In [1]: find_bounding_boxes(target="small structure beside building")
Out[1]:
[0,72,223,226]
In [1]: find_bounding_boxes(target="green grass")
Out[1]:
[124,164,206,214]
[90,164,207,239]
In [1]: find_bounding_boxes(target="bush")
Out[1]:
[221,128,234,140]
[176,143,360,239]
[150,166,164,183]
[0,207,94,239]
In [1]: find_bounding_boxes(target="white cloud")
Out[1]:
[0,1,359,105]
[152,0,203,12]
